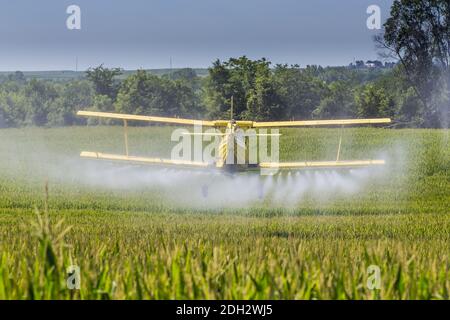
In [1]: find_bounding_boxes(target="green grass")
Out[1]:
[0,126,448,299]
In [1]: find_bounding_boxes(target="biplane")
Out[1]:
[76,105,391,175]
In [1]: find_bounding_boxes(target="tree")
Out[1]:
[86,64,122,99]
[115,70,199,118]
[202,59,233,119]
[84,94,114,126]
[203,56,283,120]
[0,91,27,127]
[375,0,450,127]
[47,81,94,126]
[273,65,326,119]
[355,84,395,118]
[244,62,283,121]
[397,87,423,125]
[23,80,58,126]
[7,71,26,84]
[313,81,356,119]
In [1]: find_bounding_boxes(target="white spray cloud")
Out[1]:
[0,128,413,210]
[42,154,393,209]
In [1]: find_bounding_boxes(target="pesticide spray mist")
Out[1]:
[0,127,411,211]
[51,155,392,209]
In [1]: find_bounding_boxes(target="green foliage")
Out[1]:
[244,61,284,120]
[273,65,326,119]
[203,57,282,120]
[0,79,95,128]
[0,88,28,127]
[396,88,424,126]
[355,84,395,118]
[313,81,355,119]
[0,211,448,300]
[85,65,122,99]
[47,81,94,126]
[115,70,202,118]
[0,58,447,127]
[378,0,450,127]
[22,80,58,126]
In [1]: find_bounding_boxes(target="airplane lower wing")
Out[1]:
[253,118,391,128]
[259,160,385,170]
[80,151,210,169]
[81,151,385,172]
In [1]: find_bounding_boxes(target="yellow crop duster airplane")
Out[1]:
[77,107,391,174]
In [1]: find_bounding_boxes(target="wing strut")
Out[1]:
[124,120,129,156]
[336,125,343,161]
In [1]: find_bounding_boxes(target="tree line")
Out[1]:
[0,0,448,128]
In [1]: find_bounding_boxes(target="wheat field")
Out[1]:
[0,126,448,299]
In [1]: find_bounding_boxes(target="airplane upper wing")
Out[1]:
[77,111,222,127]
[252,118,391,128]
[78,111,391,128]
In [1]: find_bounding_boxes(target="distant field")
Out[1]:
[0,68,209,81]
[0,126,448,299]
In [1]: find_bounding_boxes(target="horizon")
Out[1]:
[0,59,391,73]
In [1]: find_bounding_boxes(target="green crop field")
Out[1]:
[0,126,448,299]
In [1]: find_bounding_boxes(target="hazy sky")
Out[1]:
[0,0,394,71]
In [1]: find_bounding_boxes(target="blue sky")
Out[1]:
[0,0,393,71]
